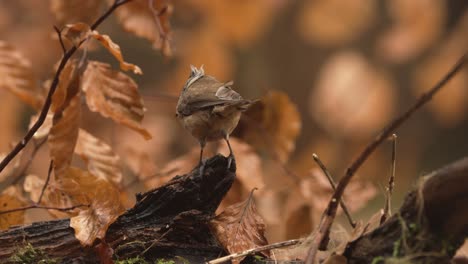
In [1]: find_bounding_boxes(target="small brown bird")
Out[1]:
[176,65,253,173]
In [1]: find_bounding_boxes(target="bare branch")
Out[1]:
[53,26,66,55]
[305,52,467,264]
[37,160,54,205]
[206,239,302,264]
[312,153,355,228]
[0,0,133,175]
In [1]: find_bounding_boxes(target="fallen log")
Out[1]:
[0,155,234,263]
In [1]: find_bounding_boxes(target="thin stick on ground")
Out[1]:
[381,134,397,224]
[0,204,89,215]
[305,52,467,264]
[312,153,356,228]
[207,239,302,264]
[0,0,133,175]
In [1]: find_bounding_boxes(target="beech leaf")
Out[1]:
[0,187,27,230]
[48,94,81,177]
[0,41,43,109]
[67,167,124,246]
[235,91,301,162]
[81,61,151,139]
[75,129,123,185]
[210,190,269,263]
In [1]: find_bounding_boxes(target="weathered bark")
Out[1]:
[0,155,235,263]
[344,157,468,264]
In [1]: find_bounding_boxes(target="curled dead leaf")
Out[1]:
[67,167,124,246]
[0,41,43,109]
[234,91,301,162]
[62,22,92,48]
[210,191,269,263]
[0,186,27,230]
[81,61,151,139]
[75,129,122,185]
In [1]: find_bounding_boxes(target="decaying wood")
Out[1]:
[344,157,468,264]
[0,155,234,263]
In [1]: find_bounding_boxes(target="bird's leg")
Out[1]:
[198,139,206,176]
[223,133,234,169]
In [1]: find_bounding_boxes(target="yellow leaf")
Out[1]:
[67,167,124,246]
[90,31,142,74]
[48,94,81,177]
[113,0,172,56]
[75,129,123,185]
[0,187,27,230]
[0,41,43,109]
[235,91,301,162]
[210,191,269,263]
[50,0,103,28]
[81,61,151,139]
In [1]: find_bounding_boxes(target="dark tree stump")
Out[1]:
[344,157,468,264]
[0,155,235,263]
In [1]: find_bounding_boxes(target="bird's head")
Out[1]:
[183,65,205,90]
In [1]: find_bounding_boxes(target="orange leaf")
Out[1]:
[50,0,103,28]
[90,31,142,74]
[0,187,27,230]
[210,190,269,263]
[81,61,151,139]
[235,91,301,162]
[75,129,122,185]
[48,94,81,177]
[62,23,92,48]
[113,0,172,56]
[0,41,43,109]
[67,167,124,246]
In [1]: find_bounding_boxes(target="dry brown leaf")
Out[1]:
[49,59,80,113]
[297,0,376,46]
[50,0,103,28]
[0,41,43,109]
[81,61,151,139]
[210,192,269,263]
[0,186,27,230]
[309,51,395,138]
[90,30,142,74]
[67,167,124,246]
[48,94,82,177]
[377,0,446,63]
[75,129,122,185]
[29,113,53,140]
[323,254,348,264]
[113,0,172,56]
[62,22,92,48]
[235,91,301,162]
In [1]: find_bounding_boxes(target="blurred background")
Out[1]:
[0,0,467,242]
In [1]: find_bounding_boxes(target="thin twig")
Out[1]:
[37,160,54,205]
[207,239,302,264]
[381,134,397,224]
[53,26,66,55]
[0,204,89,215]
[0,0,133,174]
[305,53,467,264]
[312,153,355,228]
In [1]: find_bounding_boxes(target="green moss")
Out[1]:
[155,259,175,264]
[9,243,57,264]
[115,256,149,264]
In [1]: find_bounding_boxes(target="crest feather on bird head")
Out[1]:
[184,65,205,90]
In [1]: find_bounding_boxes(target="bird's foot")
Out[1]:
[198,160,206,176]
[227,154,235,170]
